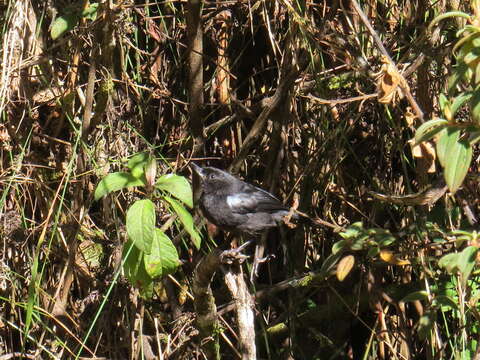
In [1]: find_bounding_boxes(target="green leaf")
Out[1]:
[428,11,471,32]
[414,118,448,145]
[464,47,480,67]
[126,199,156,254]
[436,128,450,168]
[434,295,458,311]
[332,240,347,254]
[439,246,478,283]
[456,246,478,281]
[82,2,99,20]
[164,196,201,249]
[144,229,179,278]
[438,127,472,193]
[94,172,146,200]
[156,174,193,208]
[470,87,480,123]
[128,153,150,179]
[122,240,153,298]
[438,93,449,113]
[448,62,470,94]
[318,251,344,279]
[451,92,472,117]
[400,290,429,303]
[51,13,81,40]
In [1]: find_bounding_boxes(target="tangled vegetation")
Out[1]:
[1,0,480,359]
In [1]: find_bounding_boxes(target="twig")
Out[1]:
[350,0,424,121]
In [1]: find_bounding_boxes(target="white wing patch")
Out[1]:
[227,194,251,209]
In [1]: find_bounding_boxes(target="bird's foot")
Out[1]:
[251,254,275,280]
[220,240,253,265]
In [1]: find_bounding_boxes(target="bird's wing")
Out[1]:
[226,184,288,214]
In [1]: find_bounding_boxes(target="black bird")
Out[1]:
[191,163,296,235]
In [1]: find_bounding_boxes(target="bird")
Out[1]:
[190,163,296,235]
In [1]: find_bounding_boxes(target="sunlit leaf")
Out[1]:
[94,172,146,200]
[51,13,80,40]
[128,153,150,179]
[126,199,156,254]
[379,250,410,265]
[439,246,478,283]
[434,295,458,311]
[122,240,153,298]
[156,174,193,208]
[164,196,201,249]
[414,118,448,145]
[144,229,179,278]
[470,87,480,123]
[82,2,99,20]
[336,255,355,281]
[439,127,472,193]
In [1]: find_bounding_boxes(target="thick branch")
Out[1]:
[224,266,256,360]
[192,249,222,360]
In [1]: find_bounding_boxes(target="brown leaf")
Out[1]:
[336,255,355,281]
[380,250,410,266]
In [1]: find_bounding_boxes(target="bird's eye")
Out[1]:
[208,173,216,180]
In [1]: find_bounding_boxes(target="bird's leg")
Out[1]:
[219,240,254,265]
[251,252,275,281]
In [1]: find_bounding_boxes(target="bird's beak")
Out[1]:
[190,163,205,179]
[190,163,205,205]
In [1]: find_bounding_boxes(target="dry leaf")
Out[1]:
[380,250,410,266]
[336,255,355,281]
[376,57,406,104]
[410,140,436,173]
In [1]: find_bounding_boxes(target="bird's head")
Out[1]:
[190,163,238,194]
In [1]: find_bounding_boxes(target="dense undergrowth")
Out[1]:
[1,0,480,359]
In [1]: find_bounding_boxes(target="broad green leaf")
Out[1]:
[144,229,179,278]
[164,196,201,249]
[400,290,428,303]
[439,246,478,283]
[339,222,363,240]
[439,128,472,193]
[456,246,478,281]
[436,128,450,168]
[128,153,150,179]
[156,174,193,208]
[94,172,146,200]
[51,13,80,40]
[122,240,153,298]
[126,199,156,254]
[122,239,143,282]
[414,118,448,145]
